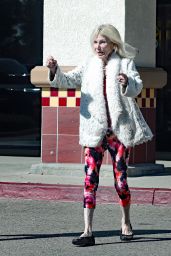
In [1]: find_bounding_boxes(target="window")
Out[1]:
[0,0,43,156]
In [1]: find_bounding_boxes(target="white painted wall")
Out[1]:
[43,0,156,67]
[43,0,125,66]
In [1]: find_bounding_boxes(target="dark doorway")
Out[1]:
[0,0,43,156]
[156,0,171,158]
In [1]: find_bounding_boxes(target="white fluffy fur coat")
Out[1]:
[50,52,153,147]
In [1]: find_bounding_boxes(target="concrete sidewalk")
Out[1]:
[0,156,171,205]
[0,156,171,188]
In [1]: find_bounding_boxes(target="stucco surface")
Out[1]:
[43,0,125,66]
[125,0,156,67]
[43,0,156,67]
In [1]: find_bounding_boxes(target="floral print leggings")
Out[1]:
[84,135,131,209]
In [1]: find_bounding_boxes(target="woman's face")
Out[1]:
[93,34,114,62]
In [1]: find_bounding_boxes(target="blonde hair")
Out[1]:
[90,24,138,59]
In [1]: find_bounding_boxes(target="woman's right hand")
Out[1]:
[46,56,58,75]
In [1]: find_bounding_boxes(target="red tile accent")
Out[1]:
[146,108,156,133]
[42,107,57,135]
[67,89,76,97]
[76,98,80,106]
[59,98,67,106]
[42,97,50,106]
[128,109,147,164]
[146,139,155,163]
[133,143,147,163]
[132,108,156,163]
[58,107,79,135]
[42,135,57,163]
[146,88,150,97]
[81,146,85,164]
[137,92,141,98]
[140,108,146,120]
[146,108,156,163]
[150,98,154,108]
[129,148,134,164]
[50,88,58,96]
[142,98,146,108]
[58,135,82,163]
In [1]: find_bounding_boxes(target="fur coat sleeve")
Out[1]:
[49,63,84,89]
[121,58,143,98]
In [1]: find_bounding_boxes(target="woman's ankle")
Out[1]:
[80,231,92,237]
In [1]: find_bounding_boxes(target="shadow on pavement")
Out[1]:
[0,229,171,242]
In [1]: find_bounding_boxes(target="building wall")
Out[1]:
[43,0,156,67]
[41,86,156,163]
[44,0,125,66]
[40,0,158,164]
[125,0,156,67]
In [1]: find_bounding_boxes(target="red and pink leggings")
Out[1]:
[83,135,131,208]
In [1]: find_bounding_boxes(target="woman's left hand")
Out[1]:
[117,73,128,87]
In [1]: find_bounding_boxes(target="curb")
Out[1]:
[30,162,165,177]
[0,182,171,206]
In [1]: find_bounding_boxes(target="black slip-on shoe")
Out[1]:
[72,235,95,246]
[120,232,134,241]
[120,224,134,241]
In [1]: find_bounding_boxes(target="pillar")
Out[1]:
[31,0,167,165]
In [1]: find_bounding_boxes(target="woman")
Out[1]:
[46,24,153,246]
